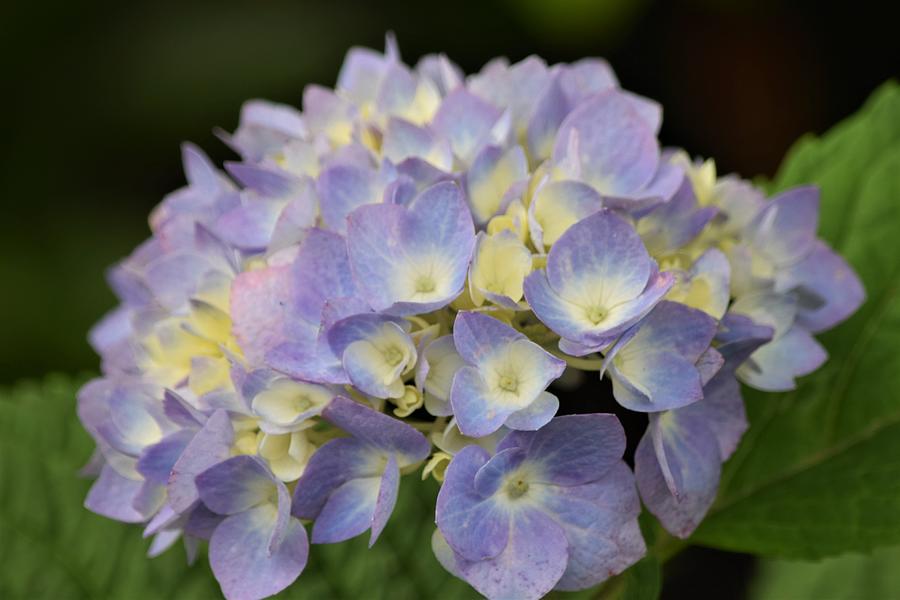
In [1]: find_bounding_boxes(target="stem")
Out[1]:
[546,348,606,371]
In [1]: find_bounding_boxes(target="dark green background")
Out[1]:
[1,1,897,598]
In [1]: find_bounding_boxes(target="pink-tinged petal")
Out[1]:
[168,410,234,513]
[498,414,626,486]
[209,506,308,600]
[553,90,658,196]
[777,240,865,333]
[738,325,827,391]
[231,264,296,365]
[85,464,145,523]
[436,445,511,561]
[749,185,819,267]
[635,410,721,538]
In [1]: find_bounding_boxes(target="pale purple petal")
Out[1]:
[436,445,511,561]
[168,410,234,513]
[431,89,503,162]
[749,185,819,267]
[638,176,717,256]
[310,476,381,544]
[317,164,380,233]
[137,430,193,486]
[291,438,376,520]
[196,455,275,515]
[552,90,658,196]
[346,181,475,315]
[85,464,146,523]
[369,455,400,546]
[442,508,569,600]
[209,506,308,600]
[776,240,865,333]
[321,397,431,462]
[451,366,513,438]
[738,325,827,391]
[544,463,645,590]
[497,414,626,486]
[635,411,721,538]
[504,391,559,431]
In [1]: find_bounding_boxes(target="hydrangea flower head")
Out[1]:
[78,37,864,600]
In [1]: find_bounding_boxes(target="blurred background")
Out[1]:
[0,0,895,597]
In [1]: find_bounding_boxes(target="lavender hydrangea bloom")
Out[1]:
[292,397,430,545]
[76,37,865,600]
[524,210,674,355]
[450,312,565,437]
[434,415,644,599]
[197,456,309,600]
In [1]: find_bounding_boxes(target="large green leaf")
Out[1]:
[691,81,900,558]
[750,545,900,600]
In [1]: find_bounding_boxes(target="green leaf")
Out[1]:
[0,375,477,599]
[691,81,900,558]
[750,546,900,600]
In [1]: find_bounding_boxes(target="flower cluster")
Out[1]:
[78,37,864,600]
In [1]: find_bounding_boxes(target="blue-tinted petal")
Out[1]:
[450,365,512,438]
[738,325,827,391]
[291,437,375,520]
[776,240,865,333]
[369,455,400,546]
[748,185,819,267]
[440,507,569,600]
[541,462,645,590]
[196,455,275,515]
[635,410,721,538]
[497,414,626,486]
[504,391,559,431]
[321,397,431,463]
[137,430,193,486]
[311,475,381,544]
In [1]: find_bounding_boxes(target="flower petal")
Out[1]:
[209,505,308,600]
